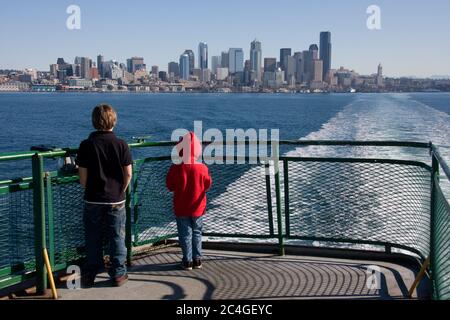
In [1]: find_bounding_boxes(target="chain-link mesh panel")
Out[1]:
[0,185,35,276]
[205,162,272,236]
[432,180,450,300]
[133,159,176,245]
[285,160,431,257]
[133,159,274,245]
[50,177,85,268]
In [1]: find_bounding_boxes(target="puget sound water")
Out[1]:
[0,92,449,252]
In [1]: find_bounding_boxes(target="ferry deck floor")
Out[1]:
[56,244,431,300]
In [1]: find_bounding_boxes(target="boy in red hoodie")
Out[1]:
[166,132,212,270]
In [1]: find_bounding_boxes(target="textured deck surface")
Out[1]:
[57,247,427,300]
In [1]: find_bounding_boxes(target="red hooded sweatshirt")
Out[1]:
[166,132,212,218]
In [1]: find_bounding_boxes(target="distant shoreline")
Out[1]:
[0,90,448,94]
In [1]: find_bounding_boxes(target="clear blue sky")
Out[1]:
[1,0,449,77]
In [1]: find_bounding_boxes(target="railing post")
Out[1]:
[32,154,47,294]
[273,143,284,256]
[45,172,55,268]
[125,182,133,267]
[430,150,439,298]
[132,162,140,245]
[264,163,274,236]
[283,159,290,237]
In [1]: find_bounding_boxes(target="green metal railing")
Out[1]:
[0,140,449,299]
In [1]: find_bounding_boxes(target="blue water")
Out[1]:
[0,92,449,180]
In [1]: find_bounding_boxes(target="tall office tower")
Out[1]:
[312,59,324,83]
[293,52,304,83]
[159,71,168,82]
[264,58,277,72]
[183,50,195,74]
[179,54,190,80]
[80,57,92,80]
[168,62,180,77]
[57,58,66,66]
[250,39,262,83]
[309,44,319,60]
[151,66,159,79]
[221,51,229,68]
[244,59,252,84]
[127,57,145,74]
[211,56,221,74]
[228,48,244,74]
[198,42,208,70]
[50,64,58,78]
[285,56,296,83]
[320,32,332,79]
[97,55,104,78]
[279,48,292,71]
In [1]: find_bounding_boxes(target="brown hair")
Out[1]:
[92,104,117,131]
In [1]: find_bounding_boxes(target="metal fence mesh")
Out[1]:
[284,160,431,257]
[133,159,176,245]
[432,180,450,300]
[0,185,35,274]
[50,177,85,268]
[133,159,273,245]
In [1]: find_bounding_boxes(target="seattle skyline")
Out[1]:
[1,0,450,77]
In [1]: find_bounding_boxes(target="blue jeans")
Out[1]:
[83,203,127,278]
[176,216,203,263]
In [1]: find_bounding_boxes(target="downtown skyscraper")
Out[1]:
[250,39,262,83]
[228,48,244,74]
[179,54,190,80]
[320,31,332,78]
[198,42,208,70]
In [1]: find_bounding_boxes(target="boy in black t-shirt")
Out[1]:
[76,104,132,287]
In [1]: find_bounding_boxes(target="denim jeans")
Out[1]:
[176,216,203,263]
[83,203,127,278]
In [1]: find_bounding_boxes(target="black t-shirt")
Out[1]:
[76,131,132,203]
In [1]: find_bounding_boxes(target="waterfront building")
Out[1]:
[68,78,93,88]
[264,58,277,72]
[198,42,208,70]
[279,48,292,71]
[221,51,229,68]
[31,84,56,92]
[320,32,332,79]
[179,54,190,80]
[0,81,30,91]
[168,62,180,77]
[250,39,262,83]
[127,57,145,74]
[183,50,195,74]
[228,48,244,74]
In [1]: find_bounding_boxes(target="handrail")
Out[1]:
[0,140,433,162]
[431,145,450,182]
